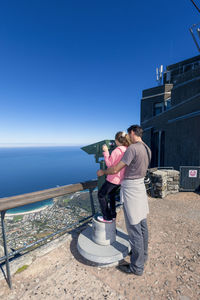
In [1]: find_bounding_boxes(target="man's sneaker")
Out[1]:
[97,216,113,223]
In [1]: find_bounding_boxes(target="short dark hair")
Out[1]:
[127,125,143,137]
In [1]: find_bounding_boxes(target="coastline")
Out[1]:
[5,204,51,218]
[4,189,97,219]
[4,190,90,218]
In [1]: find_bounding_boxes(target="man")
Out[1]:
[97,125,151,276]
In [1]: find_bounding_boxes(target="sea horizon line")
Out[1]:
[0,143,85,148]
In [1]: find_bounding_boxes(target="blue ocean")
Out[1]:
[0,147,99,213]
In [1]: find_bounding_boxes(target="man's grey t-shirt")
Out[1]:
[121,142,151,180]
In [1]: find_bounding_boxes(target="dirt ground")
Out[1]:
[0,192,200,300]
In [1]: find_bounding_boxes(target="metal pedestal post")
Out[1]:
[89,188,96,215]
[98,160,106,191]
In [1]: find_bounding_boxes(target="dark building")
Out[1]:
[141,55,200,170]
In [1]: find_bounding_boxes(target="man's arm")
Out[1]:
[97,161,126,177]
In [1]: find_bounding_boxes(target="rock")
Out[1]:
[179,296,190,300]
[164,280,169,286]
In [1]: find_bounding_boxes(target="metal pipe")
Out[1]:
[1,211,12,288]
[190,0,200,14]
[197,27,200,39]
[89,188,96,215]
[189,27,200,52]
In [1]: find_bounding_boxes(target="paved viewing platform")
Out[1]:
[0,192,200,300]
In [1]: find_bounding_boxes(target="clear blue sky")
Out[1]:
[0,0,199,146]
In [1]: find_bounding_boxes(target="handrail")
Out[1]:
[0,180,98,212]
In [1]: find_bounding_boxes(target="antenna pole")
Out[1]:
[189,26,200,52]
[197,28,200,39]
[190,0,200,14]
[156,65,163,86]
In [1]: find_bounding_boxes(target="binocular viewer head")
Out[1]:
[81,140,116,163]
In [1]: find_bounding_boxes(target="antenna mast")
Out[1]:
[189,0,200,51]
[156,65,163,86]
[190,0,200,14]
[189,24,200,52]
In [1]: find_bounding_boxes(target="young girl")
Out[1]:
[97,131,131,223]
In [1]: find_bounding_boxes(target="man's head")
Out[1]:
[127,125,143,143]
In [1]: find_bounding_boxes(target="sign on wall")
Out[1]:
[188,170,198,178]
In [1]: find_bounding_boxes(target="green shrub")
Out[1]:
[15,265,29,274]
[13,216,23,222]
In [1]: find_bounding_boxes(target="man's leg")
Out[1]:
[123,208,145,275]
[141,218,148,263]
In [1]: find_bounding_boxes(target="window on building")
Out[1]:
[179,66,184,74]
[184,64,192,72]
[194,61,200,69]
[153,103,163,116]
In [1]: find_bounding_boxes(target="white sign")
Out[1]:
[188,170,197,178]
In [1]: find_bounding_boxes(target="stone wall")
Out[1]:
[149,169,180,198]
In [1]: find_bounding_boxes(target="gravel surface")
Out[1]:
[0,192,200,300]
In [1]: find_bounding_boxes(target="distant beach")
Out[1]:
[5,204,51,218]
[5,190,94,218]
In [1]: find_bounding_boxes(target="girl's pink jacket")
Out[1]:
[103,145,127,185]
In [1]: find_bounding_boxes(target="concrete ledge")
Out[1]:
[0,230,72,281]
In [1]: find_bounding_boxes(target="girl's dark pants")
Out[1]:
[98,180,120,220]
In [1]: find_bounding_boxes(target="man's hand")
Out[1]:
[102,144,108,152]
[97,169,104,177]
[97,161,126,177]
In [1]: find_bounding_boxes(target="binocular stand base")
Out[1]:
[77,216,131,267]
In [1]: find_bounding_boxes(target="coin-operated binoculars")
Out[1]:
[81,140,116,190]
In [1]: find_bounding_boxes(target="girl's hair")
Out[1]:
[115,131,131,147]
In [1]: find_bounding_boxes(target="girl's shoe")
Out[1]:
[97,216,113,223]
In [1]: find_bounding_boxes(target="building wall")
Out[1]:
[164,115,200,169]
[143,128,152,146]
[141,84,173,122]
[142,95,200,169]
[142,93,200,130]
[164,54,200,84]
[171,67,200,105]
[141,57,200,170]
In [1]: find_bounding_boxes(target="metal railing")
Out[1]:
[0,180,98,289]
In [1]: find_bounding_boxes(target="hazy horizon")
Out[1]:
[0,143,86,148]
